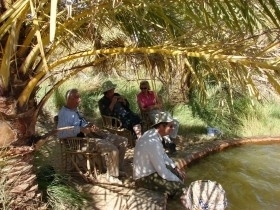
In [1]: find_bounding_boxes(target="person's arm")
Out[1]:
[117,93,129,108]
[163,152,177,168]
[98,97,114,116]
[148,141,181,182]
[164,153,186,181]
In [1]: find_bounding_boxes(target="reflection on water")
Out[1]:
[167,144,280,210]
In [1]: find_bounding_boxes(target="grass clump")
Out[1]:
[36,164,88,210]
[47,180,88,210]
[239,100,280,137]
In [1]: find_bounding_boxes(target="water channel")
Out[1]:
[167,143,280,210]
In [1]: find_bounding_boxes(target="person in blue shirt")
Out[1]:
[57,88,128,184]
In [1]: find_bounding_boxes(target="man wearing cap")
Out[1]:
[57,88,128,184]
[133,111,186,198]
[98,80,142,140]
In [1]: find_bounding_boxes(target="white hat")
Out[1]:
[152,112,174,127]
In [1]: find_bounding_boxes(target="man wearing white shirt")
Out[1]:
[133,112,186,198]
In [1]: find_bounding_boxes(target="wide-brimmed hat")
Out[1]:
[151,111,174,127]
[101,80,117,92]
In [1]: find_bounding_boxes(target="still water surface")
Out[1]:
[168,144,280,210]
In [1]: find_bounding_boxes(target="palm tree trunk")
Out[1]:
[0,96,43,209]
[1,146,44,209]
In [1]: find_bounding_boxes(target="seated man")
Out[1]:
[57,88,128,184]
[133,112,186,199]
[98,80,142,140]
[137,80,179,153]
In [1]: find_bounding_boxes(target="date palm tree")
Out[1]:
[1,0,280,208]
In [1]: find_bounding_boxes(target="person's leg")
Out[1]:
[128,112,142,139]
[135,173,185,199]
[94,138,119,177]
[117,109,142,139]
[104,132,128,171]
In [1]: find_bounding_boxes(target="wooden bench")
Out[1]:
[101,115,134,147]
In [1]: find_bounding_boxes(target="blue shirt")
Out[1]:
[57,106,88,138]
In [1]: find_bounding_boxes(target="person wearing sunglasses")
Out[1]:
[137,80,179,153]
[133,111,186,199]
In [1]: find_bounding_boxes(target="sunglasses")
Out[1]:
[140,87,147,90]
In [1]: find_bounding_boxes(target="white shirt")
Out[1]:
[133,128,180,182]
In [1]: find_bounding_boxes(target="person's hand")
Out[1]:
[112,96,119,104]
[81,124,100,134]
[89,124,100,133]
[118,96,125,103]
[149,104,160,110]
[80,126,91,134]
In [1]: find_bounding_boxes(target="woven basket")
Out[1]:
[181,180,227,210]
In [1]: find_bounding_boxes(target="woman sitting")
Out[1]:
[137,80,179,153]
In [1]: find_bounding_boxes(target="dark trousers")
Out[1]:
[135,171,185,199]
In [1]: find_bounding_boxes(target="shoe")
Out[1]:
[107,176,122,184]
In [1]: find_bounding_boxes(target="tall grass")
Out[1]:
[188,85,255,137]
[46,177,88,209]
[239,100,280,137]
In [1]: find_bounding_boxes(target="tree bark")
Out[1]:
[0,95,43,209]
[1,146,44,209]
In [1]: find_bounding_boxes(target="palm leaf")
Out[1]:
[0,22,16,89]
[50,0,58,42]
[0,0,29,40]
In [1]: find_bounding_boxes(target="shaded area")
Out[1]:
[35,113,280,209]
